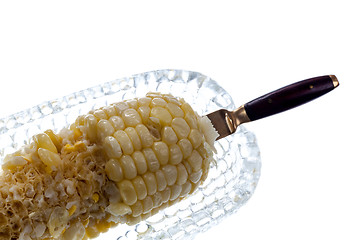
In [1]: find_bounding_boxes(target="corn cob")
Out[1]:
[0,92,218,240]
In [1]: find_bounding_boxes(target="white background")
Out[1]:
[0,1,359,239]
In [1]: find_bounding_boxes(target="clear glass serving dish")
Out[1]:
[0,69,261,240]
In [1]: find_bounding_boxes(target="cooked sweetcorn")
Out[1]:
[0,92,218,240]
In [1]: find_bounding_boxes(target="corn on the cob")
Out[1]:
[0,92,218,240]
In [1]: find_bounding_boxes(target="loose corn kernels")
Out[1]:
[0,92,218,240]
[68,205,77,216]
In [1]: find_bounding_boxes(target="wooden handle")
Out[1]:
[244,75,339,121]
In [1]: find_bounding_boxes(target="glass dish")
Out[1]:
[0,69,261,240]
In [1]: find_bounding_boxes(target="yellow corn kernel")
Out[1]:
[73,127,83,139]
[125,99,138,109]
[74,141,86,151]
[150,107,172,126]
[137,106,151,123]
[162,165,177,186]
[138,97,151,106]
[155,170,167,192]
[170,184,182,201]
[119,155,137,180]
[152,191,162,208]
[109,116,125,130]
[135,124,153,148]
[188,129,203,149]
[118,180,137,206]
[75,115,85,125]
[114,130,134,155]
[92,193,100,203]
[68,205,77,216]
[187,149,203,172]
[109,222,117,228]
[95,220,111,233]
[164,94,181,105]
[114,102,129,114]
[160,187,171,204]
[152,141,169,165]
[189,169,203,184]
[2,155,27,170]
[85,226,100,239]
[64,144,76,153]
[47,206,69,238]
[102,105,117,117]
[183,160,192,175]
[178,138,193,159]
[124,127,142,151]
[103,136,122,158]
[97,119,115,140]
[171,117,190,139]
[131,201,143,217]
[143,148,160,172]
[161,126,178,145]
[84,114,98,142]
[93,109,107,120]
[45,129,62,152]
[122,108,142,127]
[105,159,124,182]
[150,97,167,107]
[132,176,147,201]
[169,144,183,165]
[176,163,188,185]
[166,102,184,118]
[132,151,148,175]
[34,133,58,153]
[180,102,195,115]
[45,166,52,174]
[38,148,61,169]
[127,216,142,226]
[143,172,157,196]
[142,196,154,214]
[184,112,198,129]
[146,92,161,98]
[180,181,192,197]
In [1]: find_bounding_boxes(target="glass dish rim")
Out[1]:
[0,69,261,240]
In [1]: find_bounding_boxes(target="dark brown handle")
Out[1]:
[244,75,339,121]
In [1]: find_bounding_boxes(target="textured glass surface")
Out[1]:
[0,69,261,240]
